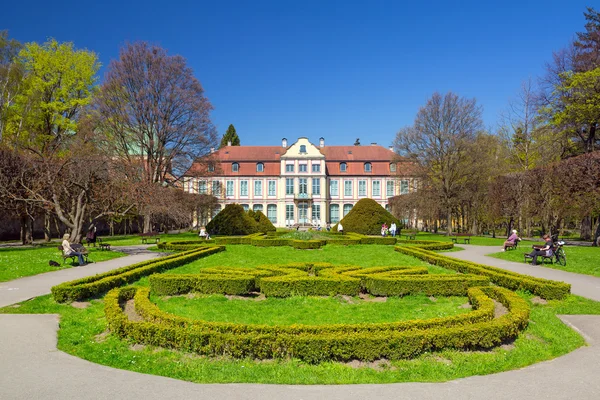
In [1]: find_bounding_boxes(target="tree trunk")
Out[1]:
[581,216,592,241]
[43,212,52,242]
[446,210,452,236]
[143,214,152,233]
[593,217,600,247]
[20,215,32,245]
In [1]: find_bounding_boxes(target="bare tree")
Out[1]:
[394,92,483,235]
[95,42,218,232]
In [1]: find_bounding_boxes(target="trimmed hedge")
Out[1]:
[395,245,570,300]
[337,198,401,235]
[105,285,529,362]
[51,246,224,303]
[206,204,259,236]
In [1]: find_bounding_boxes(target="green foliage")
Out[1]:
[247,209,276,233]
[206,204,259,236]
[338,198,400,235]
[219,124,241,148]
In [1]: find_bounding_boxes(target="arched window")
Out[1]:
[253,204,263,213]
[364,162,372,172]
[340,162,347,172]
[300,145,307,153]
[211,205,221,218]
[267,204,277,223]
[232,162,239,172]
[390,163,396,172]
[330,204,340,223]
[343,204,353,217]
[241,204,249,212]
[256,162,264,172]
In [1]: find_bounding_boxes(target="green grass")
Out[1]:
[413,233,539,247]
[0,246,127,282]
[152,294,470,325]
[99,232,201,246]
[488,246,600,277]
[1,291,597,384]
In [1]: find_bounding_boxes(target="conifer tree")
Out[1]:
[219,124,240,148]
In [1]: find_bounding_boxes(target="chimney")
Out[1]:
[282,138,287,148]
[210,147,215,153]
[389,146,394,152]
[319,137,324,148]
[371,142,377,146]
[354,138,360,146]
[227,140,231,146]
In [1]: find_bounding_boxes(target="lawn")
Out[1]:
[0,245,127,282]
[488,245,600,278]
[411,232,538,247]
[2,244,599,384]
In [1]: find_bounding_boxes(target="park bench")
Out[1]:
[504,239,520,251]
[140,232,160,244]
[403,231,418,240]
[524,244,557,264]
[450,233,473,244]
[58,244,90,264]
[98,237,111,251]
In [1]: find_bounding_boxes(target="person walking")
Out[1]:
[390,222,397,237]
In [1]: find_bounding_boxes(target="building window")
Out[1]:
[387,181,394,197]
[240,180,248,196]
[253,204,263,212]
[256,162,264,172]
[267,204,277,223]
[312,204,321,222]
[286,204,294,222]
[312,178,320,195]
[268,180,276,196]
[358,180,366,196]
[312,164,320,173]
[330,180,339,196]
[300,145,307,153]
[390,163,396,172]
[330,204,340,223]
[286,164,294,173]
[299,164,307,172]
[254,180,262,196]
[199,180,207,194]
[226,180,234,197]
[212,205,221,217]
[340,162,347,172]
[207,163,215,172]
[344,180,352,196]
[286,178,294,195]
[343,203,353,217]
[212,181,221,197]
[232,162,239,172]
[299,178,307,195]
[241,204,249,212]
[401,180,409,194]
[364,162,372,172]
[372,180,381,196]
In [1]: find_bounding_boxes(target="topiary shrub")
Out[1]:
[337,198,401,235]
[247,210,276,233]
[207,204,259,236]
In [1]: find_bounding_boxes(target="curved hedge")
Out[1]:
[105,285,529,362]
[51,246,224,303]
[149,263,490,298]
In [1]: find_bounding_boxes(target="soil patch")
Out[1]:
[432,355,452,365]
[129,344,146,351]
[225,293,266,301]
[459,303,472,309]
[429,296,437,302]
[493,300,508,318]
[345,359,396,371]
[337,295,358,304]
[358,293,387,303]
[123,299,143,322]
[500,343,516,351]
[531,296,548,305]
[71,301,91,309]
[94,329,110,343]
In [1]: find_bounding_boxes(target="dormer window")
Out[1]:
[208,163,215,172]
[256,162,264,172]
[232,162,239,172]
[300,145,307,153]
[390,163,396,172]
[340,162,347,172]
[364,162,372,172]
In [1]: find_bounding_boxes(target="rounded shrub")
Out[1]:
[337,198,401,235]
[207,204,259,236]
[247,210,276,233]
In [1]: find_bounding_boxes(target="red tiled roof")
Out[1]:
[319,146,395,161]
[212,146,284,161]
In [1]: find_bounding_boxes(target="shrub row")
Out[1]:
[105,285,529,362]
[136,286,495,335]
[51,246,224,303]
[395,245,570,299]
[157,240,216,251]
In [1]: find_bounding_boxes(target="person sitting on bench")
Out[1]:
[62,233,85,266]
[503,229,521,251]
[527,234,553,266]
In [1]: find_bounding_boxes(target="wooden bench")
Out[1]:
[403,231,418,240]
[58,244,90,264]
[504,239,520,251]
[140,232,160,244]
[98,238,111,251]
[524,245,557,264]
[450,233,473,244]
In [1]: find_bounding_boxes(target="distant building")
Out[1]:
[183,137,416,228]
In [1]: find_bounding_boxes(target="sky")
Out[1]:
[2,0,593,147]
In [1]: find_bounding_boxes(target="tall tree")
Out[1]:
[0,31,23,140]
[95,42,217,232]
[3,39,100,242]
[393,92,483,235]
[219,124,240,148]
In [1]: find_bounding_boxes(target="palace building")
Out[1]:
[182,137,415,228]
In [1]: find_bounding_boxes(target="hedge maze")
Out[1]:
[51,237,571,363]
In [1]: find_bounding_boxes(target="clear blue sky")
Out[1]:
[2,0,592,146]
